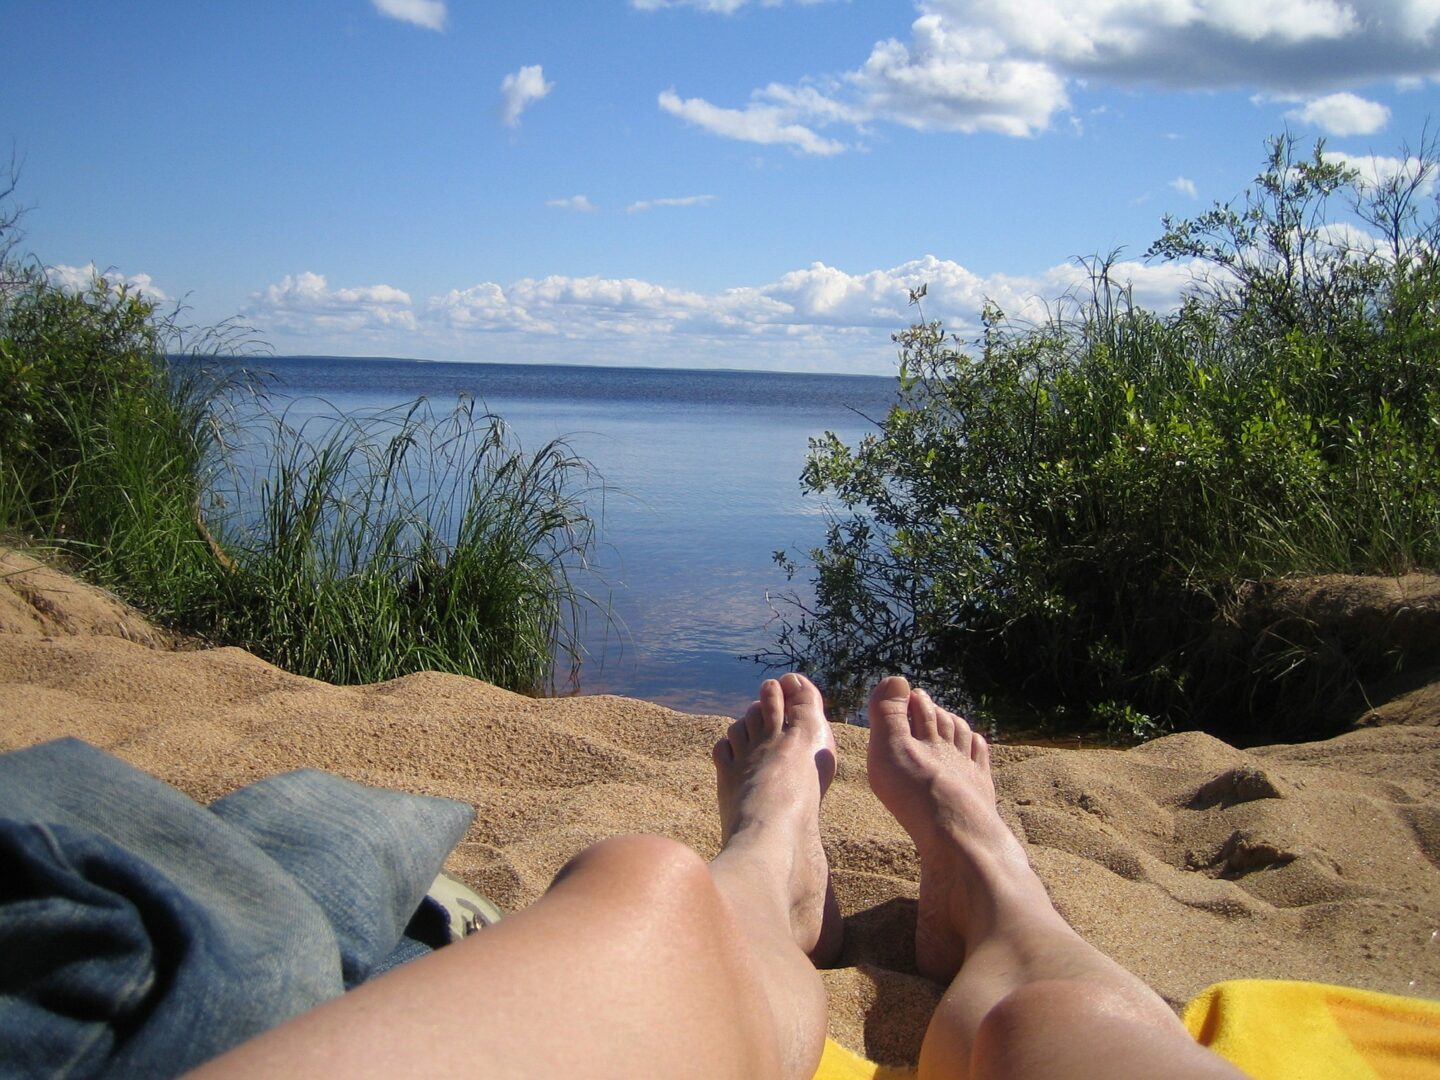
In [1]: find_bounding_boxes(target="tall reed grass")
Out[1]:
[1,264,605,694]
[205,396,601,690]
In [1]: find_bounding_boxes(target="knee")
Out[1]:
[972,980,1182,1074]
[550,834,716,911]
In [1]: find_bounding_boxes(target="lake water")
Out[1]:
[218,356,898,717]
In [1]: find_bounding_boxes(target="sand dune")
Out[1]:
[2,547,1437,1065]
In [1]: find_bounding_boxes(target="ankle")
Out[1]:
[924,845,1058,937]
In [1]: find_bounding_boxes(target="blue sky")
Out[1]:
[3,0,1437,373]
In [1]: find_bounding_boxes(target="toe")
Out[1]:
[731,710,757,751]
[741,689,770,741]
[712,736,734,767]
[951,710,973,756]
[755,678,786,736]
[935,704,957,744]
[971,730,990,770]
[779,672,823,725]
[867,676,913,739]
[937,706,966,750]
[908,689,940,740]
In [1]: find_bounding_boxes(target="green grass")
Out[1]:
[1,262,606,695]
[204,396,602,690]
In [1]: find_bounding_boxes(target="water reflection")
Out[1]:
[202,357,897,715]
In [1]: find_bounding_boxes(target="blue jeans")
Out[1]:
[0,738,474,1078]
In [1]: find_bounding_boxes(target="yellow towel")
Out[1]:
[813,1037,913,1080]
[813,980,1440,1080]
[1183,979,1440,1080]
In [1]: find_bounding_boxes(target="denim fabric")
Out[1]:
[209,770,473,989]
[0,739,474,1079]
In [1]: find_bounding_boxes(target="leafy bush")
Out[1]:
[773,133,1440,742]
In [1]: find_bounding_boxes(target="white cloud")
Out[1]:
[1170,176,1198,198]
[248,254,1242,370]
[426,256,1197,349]
[371,0,447,31]
[264,232,1425,371]
[247,272,416,334]
[48,263,170,304]
[939,0,1362,66]
[1323,150,1439,196]
[659,90,846,155]
[1313,220,1389,255]
[1284,92,1391,135]
[660,1,1440,148]
[501,65,553,128]
[1036,258,1204,314]
[850,13,1070,136]
[233,191,1435,368]
[547,195,598,212]
[626,194,716,213]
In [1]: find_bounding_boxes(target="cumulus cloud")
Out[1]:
[850,13,1070,136]
[48,263,170,303]
[1284,92,1391,135]
[501,65,553,128]
[250,254,1250,369]
[371,0,447,31]
[428,255,1197,346]
[247,272,417,334]
[547,195,598,212]
[658,0,1440,148]
[1170,176,1198,198]
[659,90,846,154]
[626,194,716,213]
[1323,150,1439,196]
[916,0,1438,89]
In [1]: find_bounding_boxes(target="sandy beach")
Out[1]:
[3,546,1438,1066]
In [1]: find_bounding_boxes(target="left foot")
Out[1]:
[712,673,843,965]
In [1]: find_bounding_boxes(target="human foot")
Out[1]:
[865,676,1052,983]
[712,673,843,965]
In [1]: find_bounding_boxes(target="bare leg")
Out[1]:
[191,673,836,1080]
[865,676,1244,1080]
[710,671,843,1071]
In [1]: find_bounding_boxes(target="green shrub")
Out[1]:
[773,133,1440,742]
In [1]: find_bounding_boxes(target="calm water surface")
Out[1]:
[221,356,897,716]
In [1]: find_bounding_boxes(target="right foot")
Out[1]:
[870,679,1247,1077]
[865,676,1052,983]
